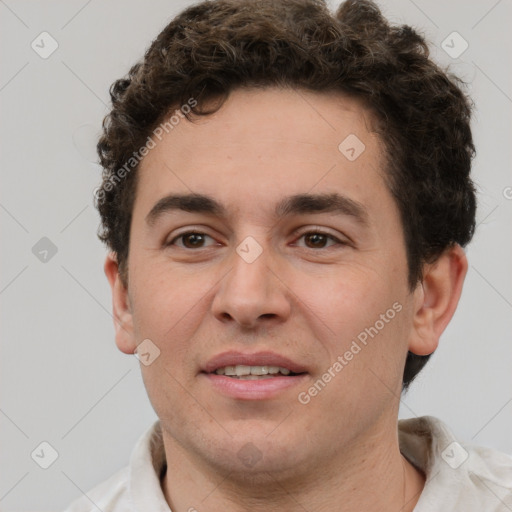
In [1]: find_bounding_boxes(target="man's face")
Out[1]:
[114,88,421,478]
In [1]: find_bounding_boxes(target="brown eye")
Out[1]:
[296,231,343,250]
[182,233,206,248]
[168,232,216,249]
[304,232,330,248]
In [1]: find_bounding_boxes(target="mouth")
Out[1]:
[211,365,302,379]
[201,351,309,400]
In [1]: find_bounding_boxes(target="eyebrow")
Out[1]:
[145,192,369,226]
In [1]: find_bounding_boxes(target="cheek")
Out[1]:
[297,265,401,339]
[130,263,210,339]
[295,267,410,397]
[131,268,207,410]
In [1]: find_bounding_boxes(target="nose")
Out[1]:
[211,240,291,330]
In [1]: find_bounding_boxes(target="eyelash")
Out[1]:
[166,229,346,250]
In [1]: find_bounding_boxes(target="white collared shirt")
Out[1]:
[63,416,512,511]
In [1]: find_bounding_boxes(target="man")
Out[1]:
[65,0,512,510]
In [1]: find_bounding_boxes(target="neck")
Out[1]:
[160,420,425,512]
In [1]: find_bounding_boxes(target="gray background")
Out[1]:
[0,0,511,510]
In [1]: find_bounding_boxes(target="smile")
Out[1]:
[214,365,297,378]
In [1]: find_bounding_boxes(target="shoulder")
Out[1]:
[465,441,512,494]
[400,416,512,511]
[433,439,512,511]
[62,466,133,512]
[62,420,164,512]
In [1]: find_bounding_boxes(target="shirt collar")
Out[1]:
[129,419,170,511]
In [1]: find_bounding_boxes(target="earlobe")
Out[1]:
[409,244,468,356]
[104,253,137,355]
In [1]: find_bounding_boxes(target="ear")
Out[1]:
[409,244,468,356]
[104,252,137,354]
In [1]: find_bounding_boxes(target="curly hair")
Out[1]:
[95,0,476,391]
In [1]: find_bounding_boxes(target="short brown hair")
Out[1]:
[95,0,477,391]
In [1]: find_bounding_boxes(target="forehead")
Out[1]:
[158,87,379,157]
[134,87,390,223]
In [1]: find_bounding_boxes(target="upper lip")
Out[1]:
[202,351,308,374]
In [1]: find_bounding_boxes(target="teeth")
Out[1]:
[214,365,293,376]
[238,375,273,380]
[250,366,268,376]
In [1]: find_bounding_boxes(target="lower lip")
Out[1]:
[201,373,308,400]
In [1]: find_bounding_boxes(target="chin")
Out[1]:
[201,434,309,483]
